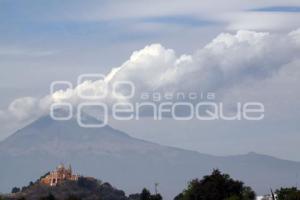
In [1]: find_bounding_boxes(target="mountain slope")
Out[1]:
[0,115,300,199]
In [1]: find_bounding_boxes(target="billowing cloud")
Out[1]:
[103,29,299,95]
[0,29,300,139]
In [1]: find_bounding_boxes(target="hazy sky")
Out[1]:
[1,0,300,161]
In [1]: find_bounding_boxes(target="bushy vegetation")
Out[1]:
[8,169,300,200]
[39,193,56,200]
[6,177,123,200]
[11,187,20,193]
[138,188,162,200]
[275,187,300,200]
[174,169,256,200]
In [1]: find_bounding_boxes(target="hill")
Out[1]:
[4,177,127,200]
[0,115,300,199]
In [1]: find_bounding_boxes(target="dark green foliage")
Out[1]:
[77,177,98,189]
[174,193,184,200]
[21,186,28,193]
[65,195,82,200]
[150,194,162,200]
[39,193,56,200]
[12,179,36,195]
[11,187,20,193]
[139,188,163,200]
[140,188,151,200]
[29,181,34,186]
[275,187,300,200]
[129,193,141,200]
[241,187,256,200]
[174,169,256,200]
[5,177,124,200]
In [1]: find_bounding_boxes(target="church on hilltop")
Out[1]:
[40,164,79,186]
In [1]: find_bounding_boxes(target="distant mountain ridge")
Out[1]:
[0,115,300,199]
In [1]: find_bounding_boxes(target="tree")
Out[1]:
[241,186,256,200]
[77,177,97,189]
[141,188,151,200]
[174,193,184,200]
[275,187,300,200]
[11,186,21,193]
[129,193,141,200]
[40,193,56,200]
[150,194,163,200]
[139,188,163,200]
[174,169,256,200]
[65,195,82,200]
[29,181,34,186]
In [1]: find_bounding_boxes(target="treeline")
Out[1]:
[2,169,300,200]
[273,187,300,200]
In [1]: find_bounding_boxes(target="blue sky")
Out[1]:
[251,6,300,12]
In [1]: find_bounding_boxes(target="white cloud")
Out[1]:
[289,28,300,44]
[0,96,51,122]
[0,96,52,140]
[103,29,298,95]
[0,29,300,139]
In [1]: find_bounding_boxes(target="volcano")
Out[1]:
[0,115,300,199]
